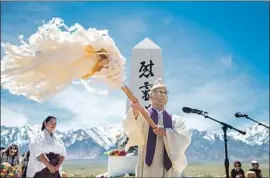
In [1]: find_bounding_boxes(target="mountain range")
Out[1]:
[1,124,269,163]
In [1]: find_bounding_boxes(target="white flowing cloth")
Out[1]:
[1,17,125,103]
[123,108,191,177]
[26,129,67,177]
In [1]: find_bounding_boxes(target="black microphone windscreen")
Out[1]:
[240,131,246,135]
[182,107,192,113]
[235,112,242,118]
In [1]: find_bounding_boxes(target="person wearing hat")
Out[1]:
[249,160,263,178]
[231,161,245,178]
[123,78,191,177]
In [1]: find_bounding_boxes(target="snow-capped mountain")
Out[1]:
[188,125,269,162]
[1,124,269,162]
[227,124,269,146]
[85,125,123,150]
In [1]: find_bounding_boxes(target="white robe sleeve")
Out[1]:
[123,108,146,151]
[58,139,67,158]
[29,133,44,158]
[163,115,191,174]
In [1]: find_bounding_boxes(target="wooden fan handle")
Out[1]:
[121,85,157,129]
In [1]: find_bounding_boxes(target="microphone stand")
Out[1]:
[197,112,246,178]
[244,115,270,130]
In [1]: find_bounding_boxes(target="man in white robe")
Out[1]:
[123,78,191,177]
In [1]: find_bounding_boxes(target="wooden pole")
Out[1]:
[121,85,157,129]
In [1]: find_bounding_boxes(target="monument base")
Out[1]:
[107,156,137,177]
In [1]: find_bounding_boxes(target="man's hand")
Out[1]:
[54,164,61,171]
[153,126,166,136]
[47,163,57,173]
[130,98,143,111]
[130,99,144,119]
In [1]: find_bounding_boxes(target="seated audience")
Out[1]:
[231,160,245,178]
[249,160,263,178]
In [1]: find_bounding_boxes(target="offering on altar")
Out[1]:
[104,134,137,177]
[0,162,22,178]
[107,153,137,177]
[104,149,127,156]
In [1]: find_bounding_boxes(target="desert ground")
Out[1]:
[62,159,269,177]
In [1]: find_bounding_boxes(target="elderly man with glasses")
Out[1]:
[123,78,191,177]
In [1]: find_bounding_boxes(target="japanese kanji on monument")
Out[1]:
[126,38,164,112]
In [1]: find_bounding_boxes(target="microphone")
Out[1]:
[235,112,248,118]
[182,107,208,115]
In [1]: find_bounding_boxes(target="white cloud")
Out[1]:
[1,107,28,127]
[48,84,127,130]
[166,55,268,131]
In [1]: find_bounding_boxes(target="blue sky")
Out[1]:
[1,2,269,131]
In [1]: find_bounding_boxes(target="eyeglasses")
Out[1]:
[152,90,168,96]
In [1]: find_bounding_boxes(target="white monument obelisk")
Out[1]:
[126,38,164,112]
